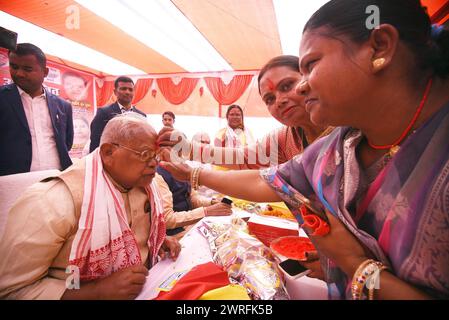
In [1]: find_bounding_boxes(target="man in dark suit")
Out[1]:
[0,43,73,176]
[89,76,146,152]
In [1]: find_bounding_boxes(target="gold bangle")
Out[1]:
[196,167,202,190]
[193,168,198,190]
[190,167,202,190]
[190,167,198,189]
[351,259,373,300]
[352,259,388,300]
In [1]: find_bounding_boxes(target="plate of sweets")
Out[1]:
[270,236,316,261]
[259,203,296,221]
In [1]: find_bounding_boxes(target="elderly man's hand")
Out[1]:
[95,265,148,300]
[204,202,232,217]
[158,236,181,261]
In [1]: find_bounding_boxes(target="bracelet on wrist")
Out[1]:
[351,259,388,300]
[190,167,202,190]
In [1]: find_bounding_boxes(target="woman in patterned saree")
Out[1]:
[160,0,449,299]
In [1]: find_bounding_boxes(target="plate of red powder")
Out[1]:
[270,236,316,261]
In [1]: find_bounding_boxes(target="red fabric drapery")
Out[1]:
[429,1,449,23]
[132,78,153,105]
[95,80,114,107]
[204,75,253,117]
[154,262,229,300]
[157,77,199,105]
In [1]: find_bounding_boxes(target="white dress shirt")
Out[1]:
[17,86,61,171]
[118,102,133,114]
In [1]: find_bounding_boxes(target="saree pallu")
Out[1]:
[261,102,449,299]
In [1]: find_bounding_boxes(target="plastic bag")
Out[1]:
[199,217,289,300]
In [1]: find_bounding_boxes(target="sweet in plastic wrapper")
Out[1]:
[239,254,287,300]
[198,217,289,300]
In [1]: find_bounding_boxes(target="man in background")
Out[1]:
[89,76,146,152]
[0,43,73,176]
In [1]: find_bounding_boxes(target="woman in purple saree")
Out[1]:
[160,0,449,299]
[261,105,449,298]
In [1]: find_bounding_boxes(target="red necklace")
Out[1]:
[367,78,433,155]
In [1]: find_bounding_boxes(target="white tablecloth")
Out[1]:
[136,213,328,300]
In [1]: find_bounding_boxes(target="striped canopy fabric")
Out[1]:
[1,0,447,76]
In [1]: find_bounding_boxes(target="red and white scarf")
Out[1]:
[69,149,165,281]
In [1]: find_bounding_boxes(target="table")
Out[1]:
[136,212,328,300]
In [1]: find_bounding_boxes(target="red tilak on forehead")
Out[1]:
[266,78,275,91]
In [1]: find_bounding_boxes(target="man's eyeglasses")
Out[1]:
[112,143,159,162]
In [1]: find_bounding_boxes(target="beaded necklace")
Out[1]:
[367,78,433,158]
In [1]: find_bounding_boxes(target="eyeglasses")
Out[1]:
[112,143,159,162]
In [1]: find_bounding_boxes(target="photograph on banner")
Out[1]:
[0,48,95,158]
[0,49,12,86]
[48,62,95,158]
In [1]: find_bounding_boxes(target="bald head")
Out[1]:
[100,113,156,147]
[99,113,158,189]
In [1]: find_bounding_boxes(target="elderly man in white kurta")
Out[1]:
[0,114,181,299]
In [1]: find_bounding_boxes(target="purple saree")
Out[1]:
[261,102,449,299]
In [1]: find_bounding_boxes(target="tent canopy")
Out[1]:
[1,0,448,77]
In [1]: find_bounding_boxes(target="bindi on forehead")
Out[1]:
[266,78,275,91]
[261,66,298,92]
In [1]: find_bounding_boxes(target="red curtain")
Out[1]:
[157,77,199,105]
[95,80,114,107]
[204,75,253,117]
[132,78,153,105]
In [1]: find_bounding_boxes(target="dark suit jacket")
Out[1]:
[0,83,74,176]
[156,166,192,212]
[89,102,147,152]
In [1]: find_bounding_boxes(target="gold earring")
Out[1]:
[373,58,386,69]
